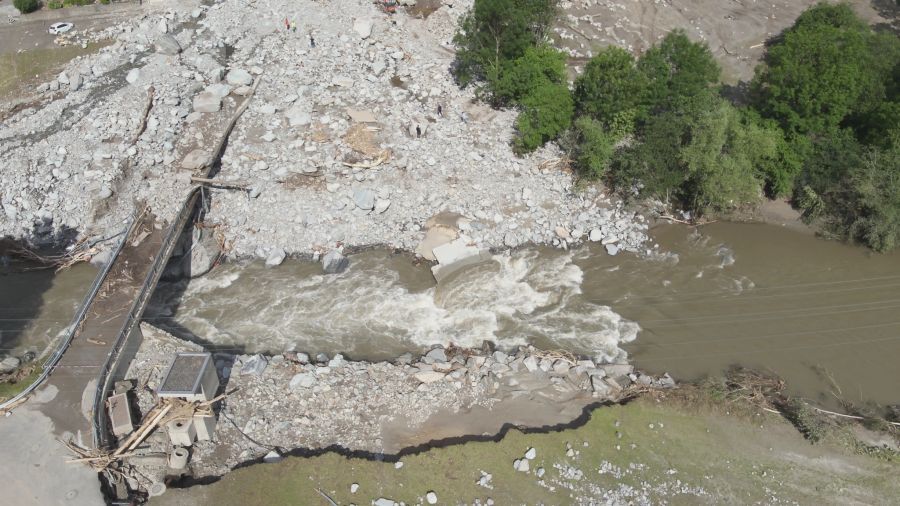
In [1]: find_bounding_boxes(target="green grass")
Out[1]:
[0,366,42,403]
[155,398,900,505]
[0,43,106,100]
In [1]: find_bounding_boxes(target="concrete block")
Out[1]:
[193,414,216,441]
[166,418,196,447]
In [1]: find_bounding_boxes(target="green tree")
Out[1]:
[513,82,574,153]
[452,0,558,92]
[637,29,720,113]
[751,3,878,135]
[611,96,780,214]
[574,46,647,125]
[491,45,567,106]
[13,0,40,14]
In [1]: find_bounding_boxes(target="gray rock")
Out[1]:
[315,353,329,363]
[226,68,253,86]
[374,199,391,214]
[321,250,349,274]
[413,370,445,383]
[514,458,530,472]
[374,499,397,506]
[69,72,83,92]
[125,68,141,84]
[155,34,182,55]
[396,353,413,365]
[205,83,232,98]
[192,92,222,113]
[57,72,70,85]
[523,355,539,372]
[265,248,286,267]
[492,350,508,363]
[289,373,316,389]
[352,188,376,210]
[589,229,603,242]
[426,491,437,504]
[285,106,311,127]
[525,447,536,460]
[605,243,619,256]
[0,356,21,374]
[240,354,268,376]
[180,149,210,169]
[425,347,447,363]
[262,450,282,463]
[352,18,373,39]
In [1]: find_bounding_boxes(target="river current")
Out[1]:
[4,222,898,408]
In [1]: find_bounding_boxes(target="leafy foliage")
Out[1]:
[574,46,647,125]
[751,3,882,135]
[452,0,558,94]
[13,0,40,14]
[514,81,574,153]
[491,45,567,106]
[637,29,721,113]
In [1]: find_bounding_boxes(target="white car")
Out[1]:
[48,22,74,35]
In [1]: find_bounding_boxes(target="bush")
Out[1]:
[13,0,40,14]
[47,0,62,8]
[513,81,573,153]
[780,398,827,443]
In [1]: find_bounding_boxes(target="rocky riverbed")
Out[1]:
[120,324,674,493]
[1,0,650,261]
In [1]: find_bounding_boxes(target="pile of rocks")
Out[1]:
[1,0,651,263]
[121,324,675,485]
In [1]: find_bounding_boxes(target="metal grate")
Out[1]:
[158,353,211,394]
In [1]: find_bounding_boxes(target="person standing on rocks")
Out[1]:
[291,20,297,32]
[284,17,290,30]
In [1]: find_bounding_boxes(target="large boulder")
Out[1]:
[321,250,349,274]
[0,356,20,374]
[226,68,253,86]
[155,34,182,55]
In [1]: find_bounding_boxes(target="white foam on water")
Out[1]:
[171,250,640,362]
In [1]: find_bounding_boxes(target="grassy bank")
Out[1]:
[0,42,106,100]
[0,366,42,403]
[154,395,900,505]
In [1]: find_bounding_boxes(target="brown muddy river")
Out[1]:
[5,222,899,409]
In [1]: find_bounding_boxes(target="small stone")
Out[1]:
[353,188,376,210]
[426,491,437,504]
[605,243,619,256]
[394,461,404,469]
[536,467,545,478]
[262,450,282,463]
[192,92,222,113]
[350,483,359,493]
[589,229,603,242]
[289,373,316,389]
[413,371,445,383]
[374,199,391,214]
[524,447,536,460]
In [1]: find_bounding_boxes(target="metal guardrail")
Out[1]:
[92,189,202,448]
[0,216,136,411]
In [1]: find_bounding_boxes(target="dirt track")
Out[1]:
[556,0,889,83]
